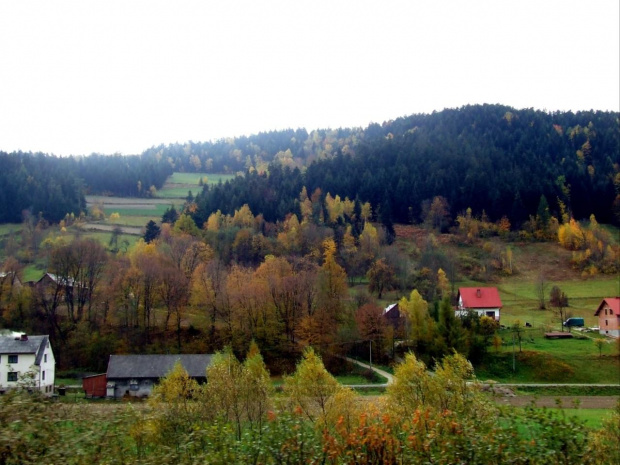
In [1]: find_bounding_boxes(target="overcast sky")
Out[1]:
[1,0,618,157]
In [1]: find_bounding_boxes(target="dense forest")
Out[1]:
[190,105,620,227]
[0,152,173,223]
[1,105,618,227]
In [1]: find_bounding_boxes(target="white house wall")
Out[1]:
[1,353,36,389]
[1,342,55,396]
[455,308,500,322]
[109,379,155,399]
[39,342,56,394]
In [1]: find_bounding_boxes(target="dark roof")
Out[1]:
[0,335,49,366]
[107,354,213,379]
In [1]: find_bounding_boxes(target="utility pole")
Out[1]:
[512,333,516,372]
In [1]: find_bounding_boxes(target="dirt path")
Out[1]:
[346,357,394,385]
[495,395,619,409]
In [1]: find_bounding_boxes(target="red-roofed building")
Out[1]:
[594,297,620,338]
[456,287,502,322]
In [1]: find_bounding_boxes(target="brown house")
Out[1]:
[383,303,405,336]
[594,297,620,338]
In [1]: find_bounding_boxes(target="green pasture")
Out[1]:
[558,408,614,429]
[512,407,614,430]
[476,328,620,384]
[22,263,46,282]
[104,216,159,227]
[499,278,619,302]
[156,187,200,199]
[80,231,140,250]
[102,204,178,218]
[166,172,236,185]
[0,223,21,237]
[157,172,236,198]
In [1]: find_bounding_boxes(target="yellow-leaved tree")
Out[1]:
[145,361,201,449]
[386,352,494,426]
[283,347,356,429]
[204,344,273,440]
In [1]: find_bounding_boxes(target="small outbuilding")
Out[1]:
[106,354,213,399]
[594,297,620,338]
[82,373,108,398]
[383,303,405,333]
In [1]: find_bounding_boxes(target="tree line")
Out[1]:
[192,105,620,228]
[0,151,173,223]
[2,104,618,228]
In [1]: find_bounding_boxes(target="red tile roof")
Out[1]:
[458,287,502,309]
[594,297,620,316]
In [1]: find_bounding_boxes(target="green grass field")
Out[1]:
[156,187,200,198]
[516,408,614,430]
[476,328,620,383]
[156,173,236,199]
[0,223,21,237]
[102,204,179,217]
[559,408,614,429]
[166,172,236,185]
[22,263,46,282]
[104,216,160,227]
[80,231,141,250]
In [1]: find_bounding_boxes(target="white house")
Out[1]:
[0,334,55,395]
[455,287,502,322]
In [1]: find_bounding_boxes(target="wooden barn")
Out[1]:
[82,373,108,398]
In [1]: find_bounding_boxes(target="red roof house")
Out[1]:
[456,287,502,322]
[594,297,620,338]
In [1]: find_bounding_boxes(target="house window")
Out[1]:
[8,355,18,364]
[44,354,47,363]
[605,320,608,326]
[42,371,45,381]
[8,372,18,382]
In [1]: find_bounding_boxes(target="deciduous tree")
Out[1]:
[366,258,395,299]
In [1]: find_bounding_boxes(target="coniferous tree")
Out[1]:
[144,220,161,243]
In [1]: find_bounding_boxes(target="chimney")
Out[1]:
[20,334,28,341]
[476,289,481,298]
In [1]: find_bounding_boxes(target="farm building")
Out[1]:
[0,271,22,292]
[594,297,620,338]
[0,334,55,396]
[455,287,502,322]
[383,303,405,334]
[82,373,108,398]
[106,354,213,399]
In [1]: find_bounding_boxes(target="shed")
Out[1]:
[82,373,107,398]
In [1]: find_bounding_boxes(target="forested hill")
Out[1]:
[0,152,173,223]
[0,104,618,226]
[192,105,620,227]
